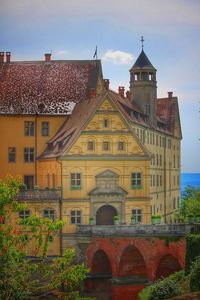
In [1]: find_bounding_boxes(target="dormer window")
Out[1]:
[103,118,109,128]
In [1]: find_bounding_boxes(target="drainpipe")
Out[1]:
[56,158,63,256]
[35,113,38,185]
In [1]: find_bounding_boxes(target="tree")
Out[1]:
[178,186,200,220]
[0,177,89,300]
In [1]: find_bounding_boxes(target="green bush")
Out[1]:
[190,255,200,292]
[185,234,200,274]
[139,271,185,300]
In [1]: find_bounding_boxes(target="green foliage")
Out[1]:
[138,271,185,300]
[158,236,182,247]
[190,255,200,292]
[49,249,89,300]
[185,234,200,274]
[0,177,88,300]
[178,186,200,221]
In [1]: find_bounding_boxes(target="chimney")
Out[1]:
[118,86,125,98]
[6,52,11,63]
[168,91,173,99]
[45,53,51,62]
[0,52,4,63]
[90,88,96,98]
[126,91,131,100]
[103,79,110,91]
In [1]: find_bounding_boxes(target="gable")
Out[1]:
[62,95,150,158]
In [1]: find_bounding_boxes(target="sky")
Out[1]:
[0,0,200,172]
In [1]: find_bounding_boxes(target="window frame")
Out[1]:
[8,147,16,163]
[131,172,142,189]
[19,209,30,224]
[103,118,109,128]
[103,140,110,151]
[41,121,49,137]
[24,121,35,136]
[87,140,95,151]
[43,209,55,222]
[24,147,35,163]
[70,173,82,190]
[118,141,125,151]
[70,210,82,224]
[131,208,143,223]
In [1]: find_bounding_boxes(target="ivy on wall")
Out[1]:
[185,234,200,274]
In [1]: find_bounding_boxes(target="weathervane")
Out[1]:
[140,36,144,49]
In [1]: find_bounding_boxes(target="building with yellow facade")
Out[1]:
[0,48,182,255]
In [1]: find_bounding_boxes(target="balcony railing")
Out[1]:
[77,224,196,236]
[15,189,61,200]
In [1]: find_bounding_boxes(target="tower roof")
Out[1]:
[131,50,156,70]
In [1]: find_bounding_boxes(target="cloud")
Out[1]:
[54,50,69,57]
[102,50,134,65]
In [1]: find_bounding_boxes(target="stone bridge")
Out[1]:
[74,224,196,300]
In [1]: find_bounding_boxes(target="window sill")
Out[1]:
[131,186,142,190]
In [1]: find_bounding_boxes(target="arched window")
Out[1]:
[103,118,109,128]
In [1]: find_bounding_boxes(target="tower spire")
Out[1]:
[140,36,144,50]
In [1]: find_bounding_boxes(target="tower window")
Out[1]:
[134,73,140,81]
[149,73,153,80]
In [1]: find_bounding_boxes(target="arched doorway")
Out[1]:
[119,245,147,279]
[96,205,117,225]
[156,254,182,279]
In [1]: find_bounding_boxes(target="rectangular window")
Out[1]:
[42,122,49,136]
[103,141,110,151]
[160,175,162,186]
[70,173,81,190]
[87,141,95,151]
[131,173,142,189]
[118,141,125,151]
[70,210,81,224]
[24,147,34,162]
[156,174,159,186]
[8,147,16,163]
[19,210,30,223]
[173,198,176,210]
[24,121,35,136]
[24,175,34,189]
[52,174,55,189]
[160,155,162,166]
[131,209,142,223]
[44,209,55,221]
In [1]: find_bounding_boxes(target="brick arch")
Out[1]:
[155,254,182,280]
[119,244,147,278]
[91,249,112,275]
[87,241,118,276]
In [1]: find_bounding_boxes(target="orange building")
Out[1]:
[0,49,182,255]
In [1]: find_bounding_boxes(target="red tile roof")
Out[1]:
[0,60,102,114]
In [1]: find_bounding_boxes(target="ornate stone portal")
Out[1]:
[89,170,128,225]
